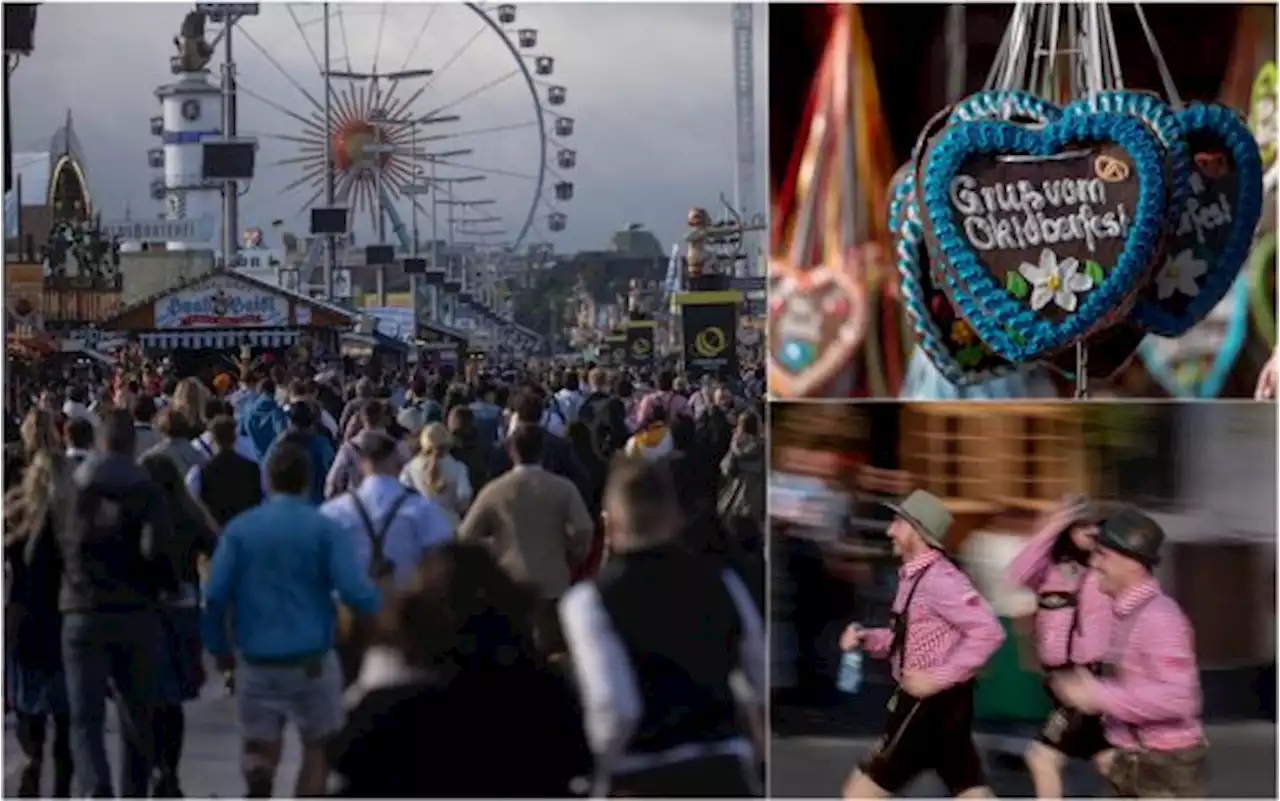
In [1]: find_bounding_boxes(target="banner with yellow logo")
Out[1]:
[625,319,656,368]
[678,291,741,378]
[605,333,627,366]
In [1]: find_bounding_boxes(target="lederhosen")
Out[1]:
[1099,595,1208,799]
[1035,563,1109,760]
[861,561,986,796]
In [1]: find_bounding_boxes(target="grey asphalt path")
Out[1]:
[4,683,304,798]
[771,723,1278,798]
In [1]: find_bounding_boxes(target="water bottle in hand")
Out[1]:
[837,648,863,694]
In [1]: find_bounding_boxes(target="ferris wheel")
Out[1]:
[227,2,574,253]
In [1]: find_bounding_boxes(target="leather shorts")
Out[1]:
[859,681,986,796]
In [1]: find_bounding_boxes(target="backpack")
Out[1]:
[544,396,567,428]
[241,404,287,461]
[578,393,617,463]
[277,429,329,504]
[347,489,413,583]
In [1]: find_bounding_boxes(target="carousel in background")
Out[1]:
[768,3,1277,399]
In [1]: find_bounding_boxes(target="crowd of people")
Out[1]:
[3,354,767,798]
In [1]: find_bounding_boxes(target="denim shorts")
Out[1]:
[236,650,343,743]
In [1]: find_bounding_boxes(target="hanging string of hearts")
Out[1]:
[890,2,1265,389]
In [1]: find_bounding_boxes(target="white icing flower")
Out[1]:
[1018,248,1094,312]
[1156,249,1208,299]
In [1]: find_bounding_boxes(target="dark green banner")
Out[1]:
[681,300,738,378]
[625,321,656,368]
[605,335,627,366]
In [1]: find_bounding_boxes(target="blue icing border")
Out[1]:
[894,174,1017,386]
[922,112,1168,362]
[1134,102,1264,337]
[948,90,1062,125]
[1062,91,1193,237]
[1139,274,1251,398]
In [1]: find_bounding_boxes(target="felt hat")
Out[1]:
[882,489,953,550]
[1096,505,1165,568]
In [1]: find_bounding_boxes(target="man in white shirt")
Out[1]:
[554,372,586,423]
[64,416,96,467]
[191,398,260,463]
[320,432,454,588]
[62,386,99,428]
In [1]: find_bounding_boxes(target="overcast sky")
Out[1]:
[10,2,767,255]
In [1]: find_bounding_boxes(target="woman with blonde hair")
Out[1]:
[170,377,211,437]
[400,423,472,526]
[20,408,61,465]
[4,449,74,797]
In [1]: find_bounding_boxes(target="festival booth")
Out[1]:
[768,4,1276,399]
[96,269,357,381]
[359,305,468,371]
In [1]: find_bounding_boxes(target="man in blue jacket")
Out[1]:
[237,378,288,462]
[203,441,380,798]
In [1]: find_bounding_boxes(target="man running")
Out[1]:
[1006,496,1113,798]
[839,489,1004,799]
[1049,507,1207,798]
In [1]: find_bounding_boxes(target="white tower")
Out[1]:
[155,72,222,251]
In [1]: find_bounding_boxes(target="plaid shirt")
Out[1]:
[1081,579,1205,751]
[863,549,1004,689]
[1006,517,1112,668]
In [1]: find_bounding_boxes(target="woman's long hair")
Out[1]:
[171,377,211,435]
[20,408,60,464]
[418,423,452,495]
[376,543,538,675]
[4,450,71,546]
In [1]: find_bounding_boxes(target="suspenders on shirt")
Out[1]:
[1099,594,1160,748]
[1036,562,1087,670]
[889,561,937,679]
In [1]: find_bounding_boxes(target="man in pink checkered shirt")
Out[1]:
[1005,496,1114,797]
[838,490,1004,799]
[1050,507,1207,797]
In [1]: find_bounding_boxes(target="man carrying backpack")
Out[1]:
[320,432,454,682]
[578,368,629,464]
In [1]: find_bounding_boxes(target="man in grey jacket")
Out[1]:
[57,409,178,797]
[141,407,207,476]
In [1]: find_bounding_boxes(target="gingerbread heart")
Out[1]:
[894,93,1064,384]
[920,112,1168,362]
[767,253,869,397]
[892,173,1020,386]
[1132,102,1264,337]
